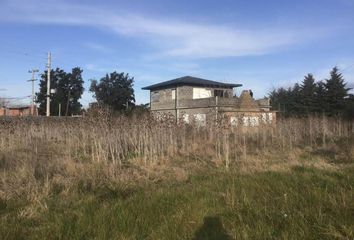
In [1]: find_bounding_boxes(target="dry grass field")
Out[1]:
[0,115,353,239]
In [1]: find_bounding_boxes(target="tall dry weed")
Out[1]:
[0,115,353,210]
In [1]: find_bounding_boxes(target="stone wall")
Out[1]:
[224,111,276,126]
[178,107,216,125]
[238,90,261,111]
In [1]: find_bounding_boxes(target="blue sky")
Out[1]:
[1,0,354,106]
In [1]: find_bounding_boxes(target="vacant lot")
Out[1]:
[0,116,353,239]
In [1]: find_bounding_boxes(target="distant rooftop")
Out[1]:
[142,76,242,90]
[6,104,31,109]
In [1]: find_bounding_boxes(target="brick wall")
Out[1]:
[0,107,36,117]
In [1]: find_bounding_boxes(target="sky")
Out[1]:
[0,0,354,106]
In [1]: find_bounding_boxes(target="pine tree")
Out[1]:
[269,67,352,117]
[269,87,289,113]
[324,67,350,115]
[300,73,317,114]
[288,83,302,115]
[314,80,327,113]
[344,94,354,119]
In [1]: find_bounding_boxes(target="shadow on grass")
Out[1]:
[194,216,233,240]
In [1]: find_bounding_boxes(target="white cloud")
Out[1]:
[84,43,111,53]
[0,0,333,59]
[85,64,111,73]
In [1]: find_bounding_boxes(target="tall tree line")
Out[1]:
[269,67,353,118]
[36,67,137,115]
[89,71,135,111]
[36,67,84,116]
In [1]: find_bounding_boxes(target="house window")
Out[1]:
[193,88,212,99]
[214,89,224,97]
[214,89,231,98]
[172,89,176,100]
[151,91,160,102]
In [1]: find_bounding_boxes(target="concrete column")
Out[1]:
[215,96,218,121]
[175,86,179,122]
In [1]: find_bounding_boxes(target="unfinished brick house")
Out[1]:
[142,76,276,126]
[0,104,38,117]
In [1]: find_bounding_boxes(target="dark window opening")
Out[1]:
[151,91,160,102]
[214,90,231,98]
[214,90,224,97]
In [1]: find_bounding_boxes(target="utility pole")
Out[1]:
[46,52,51,116]
[28,69,39,116]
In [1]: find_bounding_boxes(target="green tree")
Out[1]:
[269,67,352,117]
[300,73,317,113]
[344,94,354,119]
[314,80,327,113]
[36,67,84,116]
[287,83,302,116]
[59,67,84,116]
[89,71,135,111]
[269,87,287,111]
[324,67,350,115]
[36,68,64,116]
[269,85,301,117]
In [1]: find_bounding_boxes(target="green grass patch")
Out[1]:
[1,166,353,240]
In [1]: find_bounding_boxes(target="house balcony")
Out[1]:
[150,95,270,112]
[151,97,240,110]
